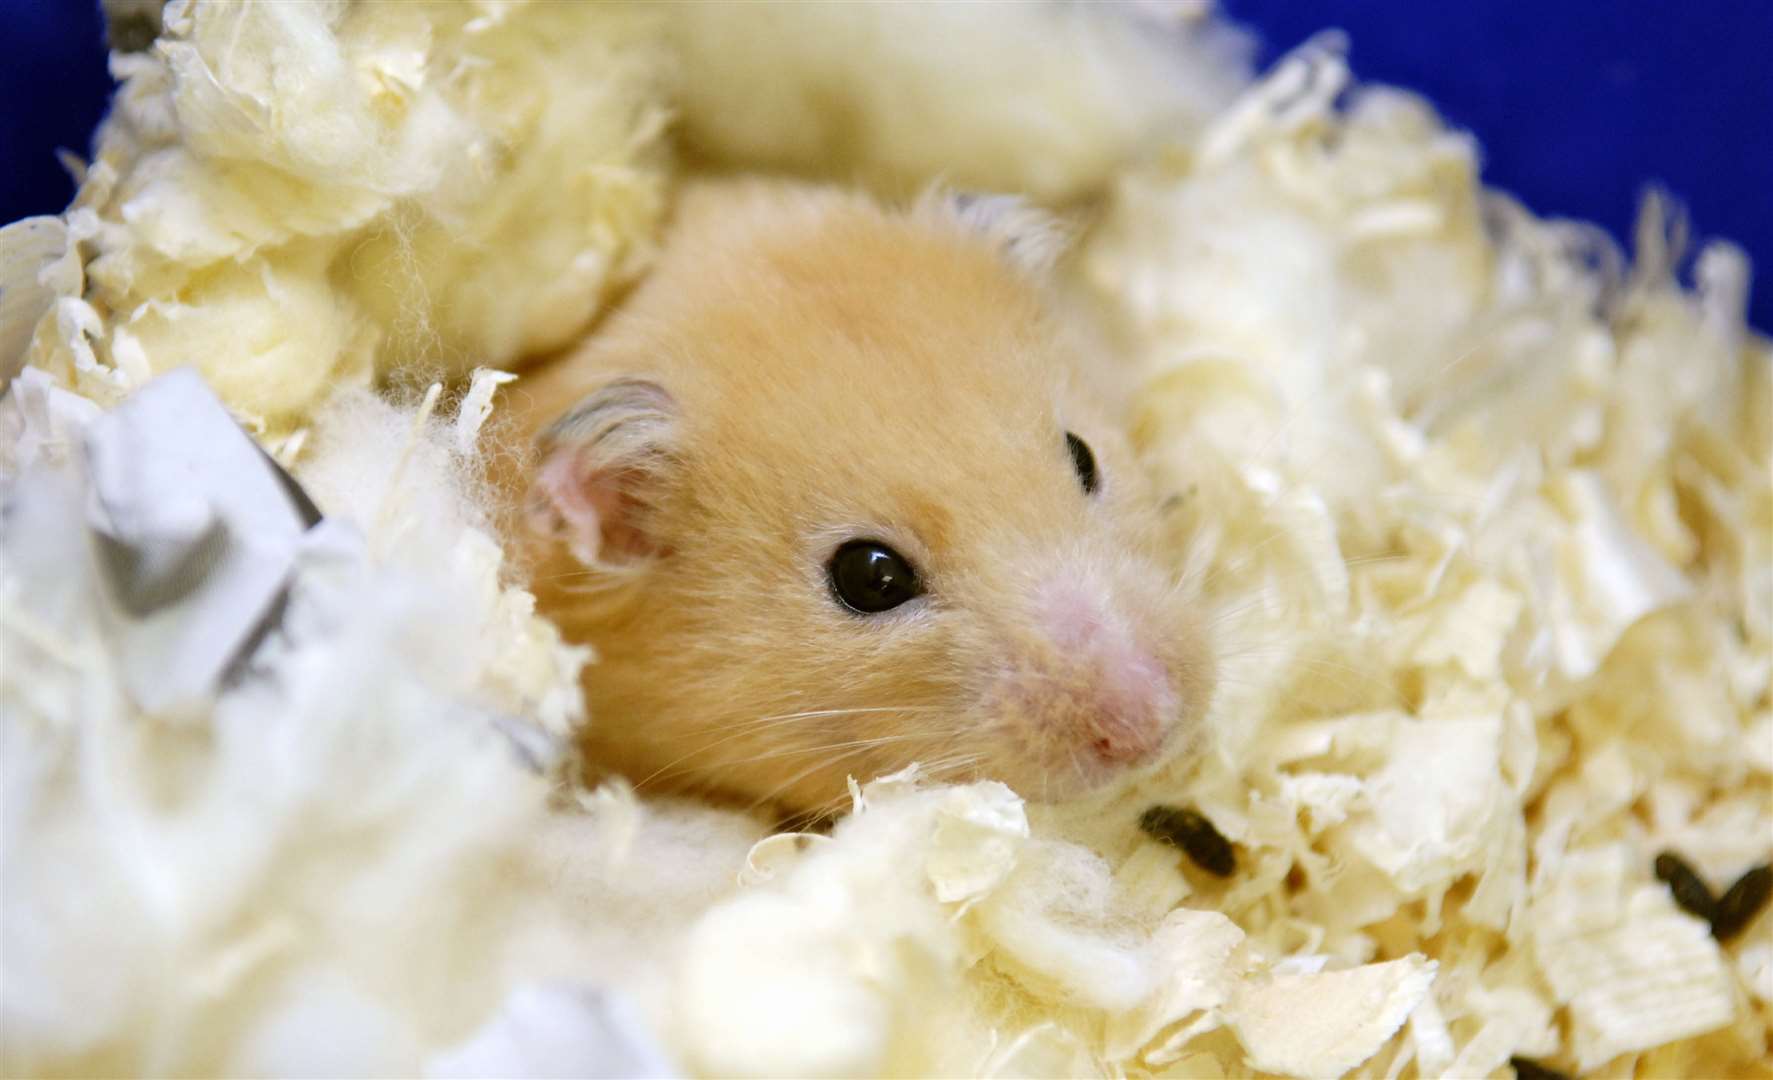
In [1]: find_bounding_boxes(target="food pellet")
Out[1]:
[1712,864,1772,942]
[1509,1055,1571,1080]
[1653,851,1717,924]
[1139,805,1236,877]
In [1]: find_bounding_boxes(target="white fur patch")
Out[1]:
[919,186,1071,274]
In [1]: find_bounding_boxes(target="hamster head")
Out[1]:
[513,181,1214,817]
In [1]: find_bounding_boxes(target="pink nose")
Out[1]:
[1042,587,1174,765]
[1088,708,1163,763]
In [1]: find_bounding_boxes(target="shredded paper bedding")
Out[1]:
[1,3,1768,1077]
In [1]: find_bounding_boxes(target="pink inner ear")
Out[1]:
[531,449,654,567]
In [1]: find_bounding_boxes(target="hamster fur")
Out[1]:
[501,180,1214,818]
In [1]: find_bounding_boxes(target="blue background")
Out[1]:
[3,1,1768,331]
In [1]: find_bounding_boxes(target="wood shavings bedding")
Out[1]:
[1073,35,1771,1077]
[1,4,1768,1077]
[2,0,671,435]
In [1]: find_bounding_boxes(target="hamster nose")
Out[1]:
[1081,658,1171,764]
[1041,586,1176,764]
[1087,710,1163,764]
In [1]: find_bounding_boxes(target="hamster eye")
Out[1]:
[828,540,922,614]
[1065,432,1100,495]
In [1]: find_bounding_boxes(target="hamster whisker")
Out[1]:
[915,752,986,781]
[651,731,937,797]
[1229,338,1484,472]
[1200,582,1306,629]
[1177,522,1420,613]
[749,746,988,821]
[536,569,645,597]
[695,705,944,737]
[1212,638,1398,692]
[1174,525,1298,598]
[633,707,943,790]
[1287,655,1400,689]
[784,798,848,834]
[741,744,893,814]
[1340,552,1410,569]
[724,732,944,768]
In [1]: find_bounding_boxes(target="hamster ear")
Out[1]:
[526,378,679,570]
[918,187,1069,274]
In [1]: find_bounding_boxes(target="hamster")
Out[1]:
[501,180,1214,818]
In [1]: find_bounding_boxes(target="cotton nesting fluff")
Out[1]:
[3,6,1771,1080]
[1,0,671,437]
[0,368,770,1076]
[662,0,1251,204]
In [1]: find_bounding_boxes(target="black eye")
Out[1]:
[828,540,922,614]
[1065,431,1099,495]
